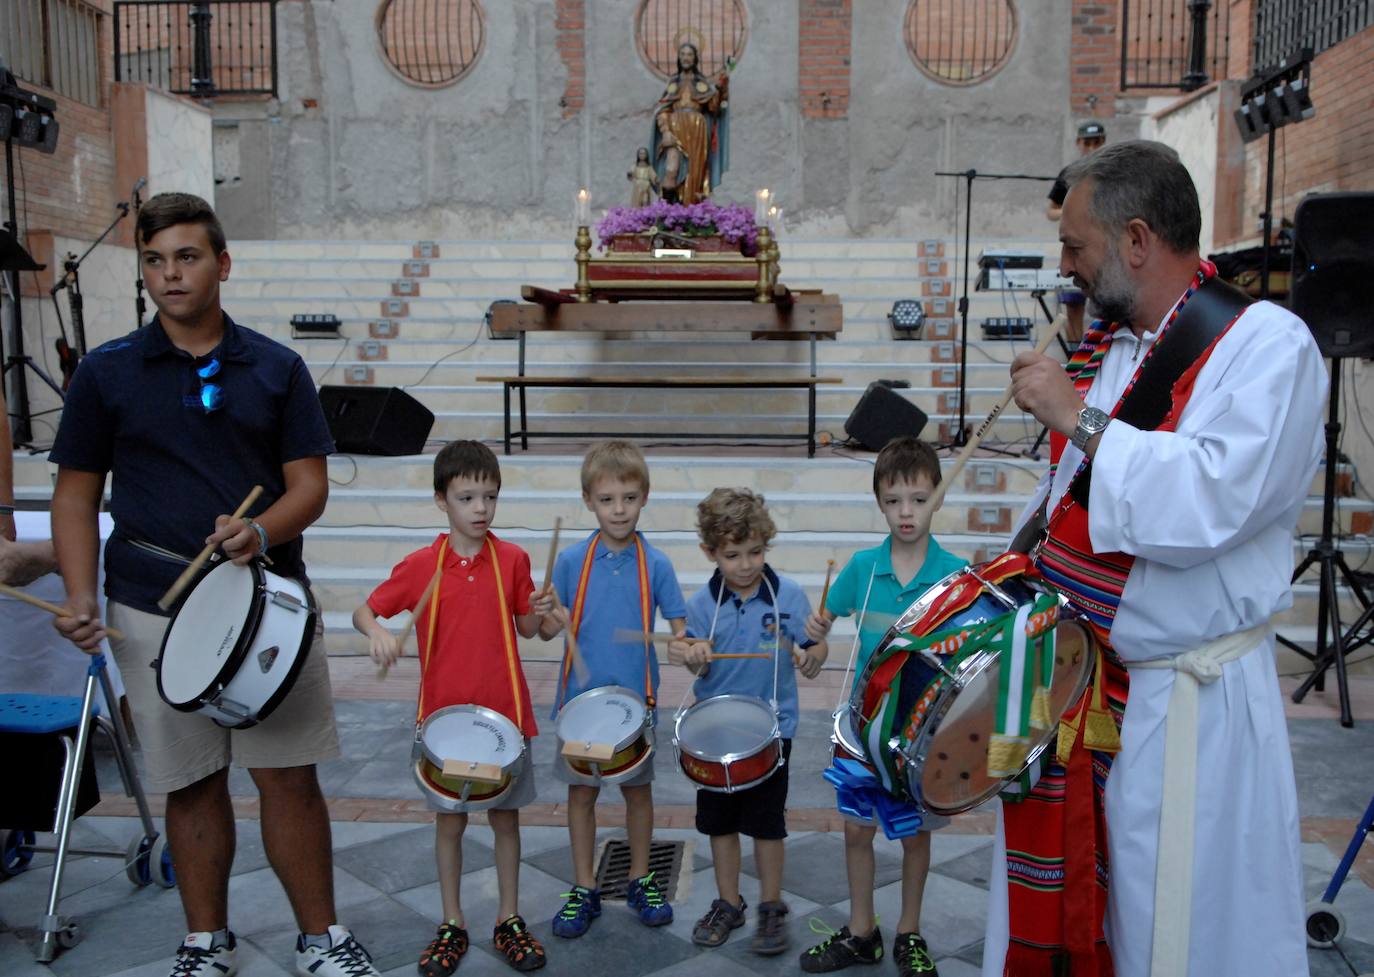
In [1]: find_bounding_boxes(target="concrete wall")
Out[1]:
[215,0,1083,242]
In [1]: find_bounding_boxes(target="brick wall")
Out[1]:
[2,0,118,292]
[1070,0,1119,117]
[799,0,851,119]
[1221,20,1374,247]
[555,0,585,118]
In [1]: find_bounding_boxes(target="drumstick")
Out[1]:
[710,652,771,660]
[923,314,1065,515]
[563,598,590,686]
[818,558,836,621]
[157,485,265,611]
[540,517,562,596]
[0,583,126,641]
[377,563,445,680]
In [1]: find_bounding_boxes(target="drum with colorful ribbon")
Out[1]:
[833,552,1094,818]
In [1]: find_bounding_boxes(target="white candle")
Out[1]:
[576,188,591,226]
[755,188,770,224]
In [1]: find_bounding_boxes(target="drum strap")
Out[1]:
[561,532,654,710]
[416,535,524,732]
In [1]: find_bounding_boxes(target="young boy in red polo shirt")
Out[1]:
[353,441,554,975]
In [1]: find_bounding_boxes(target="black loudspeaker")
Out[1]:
[844,382,928,452]
[318,385,435,456]
[1292,192,1374,358]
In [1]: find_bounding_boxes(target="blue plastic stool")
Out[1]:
[0,654,171,962]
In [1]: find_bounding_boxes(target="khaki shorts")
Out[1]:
[108,599,341,793]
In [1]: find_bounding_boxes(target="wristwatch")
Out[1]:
[1071,406,1110,451]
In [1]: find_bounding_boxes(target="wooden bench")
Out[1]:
[481,287,843,457]
[476,374,844,457]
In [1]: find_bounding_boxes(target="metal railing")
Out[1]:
[1252,0,1373,71]
[113,0,277,97]
[1121,0,1230,90]
[0,0,105,106]
[636,0,748,78]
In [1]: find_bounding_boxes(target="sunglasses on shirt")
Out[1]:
[188,357,225,413]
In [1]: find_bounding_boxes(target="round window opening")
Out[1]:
[905,0,1018,86]
[376,0,485,88]
[636,0,748,80]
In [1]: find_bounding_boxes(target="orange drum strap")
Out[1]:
[560,532,654,707]
[416,535,450,723]
[485,535,524,732]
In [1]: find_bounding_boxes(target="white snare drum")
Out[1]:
[413,704,526,812]
[673,694,783,793]
[156,560,315,729]
[555,685,654,784]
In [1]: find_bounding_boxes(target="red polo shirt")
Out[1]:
[368,532,537,735]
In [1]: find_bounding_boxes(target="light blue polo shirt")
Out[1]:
[550,530,687,713]
[684,565,816,738]
[826,535,968,691]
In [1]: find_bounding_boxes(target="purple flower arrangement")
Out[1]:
[596,200,759,254]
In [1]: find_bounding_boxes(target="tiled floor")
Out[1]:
[1,667,1372,977]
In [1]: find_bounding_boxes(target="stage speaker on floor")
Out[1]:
[1292,192,1374,358]
[318,385,434,456]
[844,381,928,452]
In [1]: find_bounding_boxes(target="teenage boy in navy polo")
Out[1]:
[538,440,687,937]
[50,193,381,977]
[668,488,828,957]
[800,436,967,977]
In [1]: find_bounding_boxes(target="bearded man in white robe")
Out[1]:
[983,139,1322,977]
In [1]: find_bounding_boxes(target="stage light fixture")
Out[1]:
[889,299,926,340]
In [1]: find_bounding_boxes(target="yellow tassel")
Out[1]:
[1056,711,1082,765]
[1029,687,1052,730]
[1082,707,1121,753]
[986,734,1030,778]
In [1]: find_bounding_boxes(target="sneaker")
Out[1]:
[170,931,237,977]
[551,885,602,938]
[294,924,381,977]
[893,932,939,977]
[625,872,673,926]
[800,923,883,972]
[418,922,468,977]
[493,915,546,972]
[692,897,747,948]
[751,900,791,956]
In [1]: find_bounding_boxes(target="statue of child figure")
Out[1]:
[628,146,660,207]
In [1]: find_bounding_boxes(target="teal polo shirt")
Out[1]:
[825,535,968,689]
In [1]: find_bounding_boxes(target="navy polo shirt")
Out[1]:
[48,314,335,615]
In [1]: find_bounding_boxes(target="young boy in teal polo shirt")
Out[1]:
[800,436,967,977]
[539,441,687,937]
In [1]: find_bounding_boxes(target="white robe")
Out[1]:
[982,297,1324,977]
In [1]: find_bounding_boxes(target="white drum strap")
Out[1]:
[761,572,782,712]
[675,576,729,721]
[1128,621,1269,977]
[835,565,878,712]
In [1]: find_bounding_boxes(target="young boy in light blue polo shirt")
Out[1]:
[800,436,967,977]
[539,441,686,938]
[669,487,828,957]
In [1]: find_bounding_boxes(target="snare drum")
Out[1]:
[156,560,316,728]
[555,686,654,784]
[413,704,526,812]
[846,553,1094,817]
[673,694,783,793]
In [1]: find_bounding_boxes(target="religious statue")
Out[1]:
[651,41,730,205]
[627,147,659,207]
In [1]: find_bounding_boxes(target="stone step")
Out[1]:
[217,294,1034,327]
[226,238,986,262]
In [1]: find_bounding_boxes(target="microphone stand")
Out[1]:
[132,184,147,327]
[51,200,130,361]
[933,168,1057,451]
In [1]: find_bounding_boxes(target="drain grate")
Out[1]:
[593,839,687,901]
